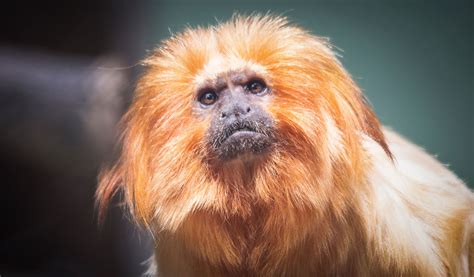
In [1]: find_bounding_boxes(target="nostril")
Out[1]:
[246,107,251,113]
[221,112,227,118]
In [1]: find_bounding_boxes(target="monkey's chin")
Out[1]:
[216,131,273,161]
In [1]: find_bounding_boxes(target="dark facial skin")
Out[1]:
[197,70,276,161]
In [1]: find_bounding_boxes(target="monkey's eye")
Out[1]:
[198,90,218,106]
[245,80,268,95]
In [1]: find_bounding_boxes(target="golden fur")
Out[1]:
[97,15,473,276]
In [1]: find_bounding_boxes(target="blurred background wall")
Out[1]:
[0,0,472,276]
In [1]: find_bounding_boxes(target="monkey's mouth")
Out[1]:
[213,121,274,160]
[222,121,260,142]
[225,126,257,140]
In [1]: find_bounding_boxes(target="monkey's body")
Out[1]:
[97,15,473,277]
[149,129,473,277]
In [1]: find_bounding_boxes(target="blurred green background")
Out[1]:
[143,0,473,186]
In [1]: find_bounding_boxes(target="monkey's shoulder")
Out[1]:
[361,127,473,276]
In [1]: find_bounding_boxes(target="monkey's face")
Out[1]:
[196,70,275,161]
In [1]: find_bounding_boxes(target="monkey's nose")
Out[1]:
[221,105,251,119]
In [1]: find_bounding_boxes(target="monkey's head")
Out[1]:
[97,15,391,232]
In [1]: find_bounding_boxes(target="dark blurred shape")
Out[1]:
[0,47,151,277]
[0,1,152,276]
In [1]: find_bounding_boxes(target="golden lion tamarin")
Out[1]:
[97,15,473,276]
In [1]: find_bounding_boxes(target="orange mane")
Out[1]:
[96,15,393,275]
